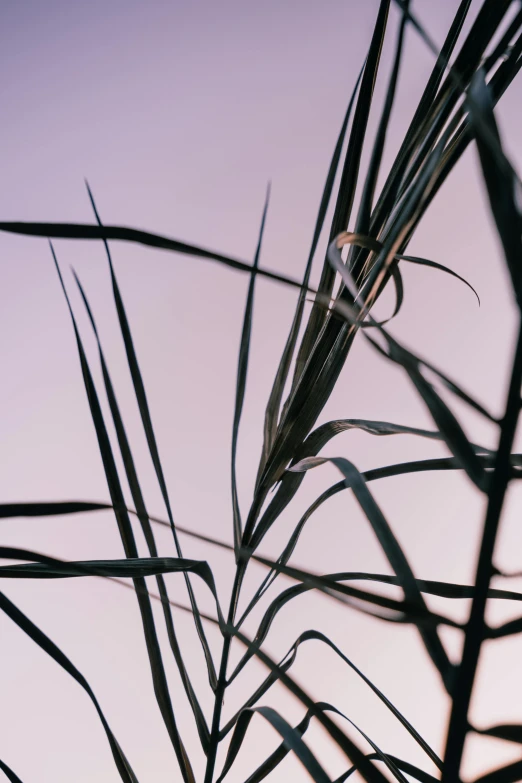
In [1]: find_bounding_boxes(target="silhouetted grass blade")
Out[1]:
[0,501,108,518]
[258,62,364,478]
[218,706,332,783]
[224,628,441,769]
[398,254,480,305]
[473,759,522,783]
[51,244,195,783]
[85,182,217,690]
[232,186,270,555]
[0,220,309,293]
[468,70,522,306]
[0,590,139,783]
[0,759,24,783]
[73,270,211,750]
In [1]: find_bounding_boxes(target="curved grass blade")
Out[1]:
[273,455,454,691]
[223,629,441,769]
[327,243,489,491]
[473,759,522,783]
[218,705,332,783]
[73,270,210,750]
[0,550,223,606]
[51,244,195,783]
[218,701,407,783]
[397,254,480,305]
[0,500,235,555]
[231,564,461,685]
[85,183,217,690]
[263,15,518,526]
[336,753,439,783]
[241,449,507,629]
[232,186,270,555]
[443,77,522,775]
[468,70,522,306]
[0,590,139,783]
[249,413,479,555]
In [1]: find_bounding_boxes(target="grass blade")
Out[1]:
[73,270,210,750]
[397,254,480,305]
[257,63,365,475]
[51,244,195,783]
[0,760,24,783]
[224,628,441,769]
[232,186,270,555]
[0,220,310,294]
[0,590,139,783]
[290,0,391,391]
[85,182,217,689]
[467,70,522,306]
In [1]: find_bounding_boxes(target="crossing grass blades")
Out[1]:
[2,1,522,781]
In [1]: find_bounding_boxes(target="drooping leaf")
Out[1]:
[223,629,441,769]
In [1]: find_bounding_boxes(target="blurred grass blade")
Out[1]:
[444,321,522,774]
[468,70,522,306]
[473,723,522,744]
[51,244,195,783]
[286,455,454,690]
[472,759,522,783]
[0,590,139,783]
[219,701,407,783]
[336,754,439,783]
[217,706,332,783]
[0,501,108,517]
[232,186,270,555]
[73,270,210,750]
[85,182,217,689]
[0,220,310,295]
[0,760,24,783]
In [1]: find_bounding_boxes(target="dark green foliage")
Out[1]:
[2,2,522,782]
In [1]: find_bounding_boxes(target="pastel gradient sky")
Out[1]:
[2,1,522,782]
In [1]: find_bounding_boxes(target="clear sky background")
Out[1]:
[2,1,522,781]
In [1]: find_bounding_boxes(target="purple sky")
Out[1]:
[2,1,522,781]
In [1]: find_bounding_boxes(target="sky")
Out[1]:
[2,1,522,781]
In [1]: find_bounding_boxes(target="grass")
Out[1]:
[2,1,522,781]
